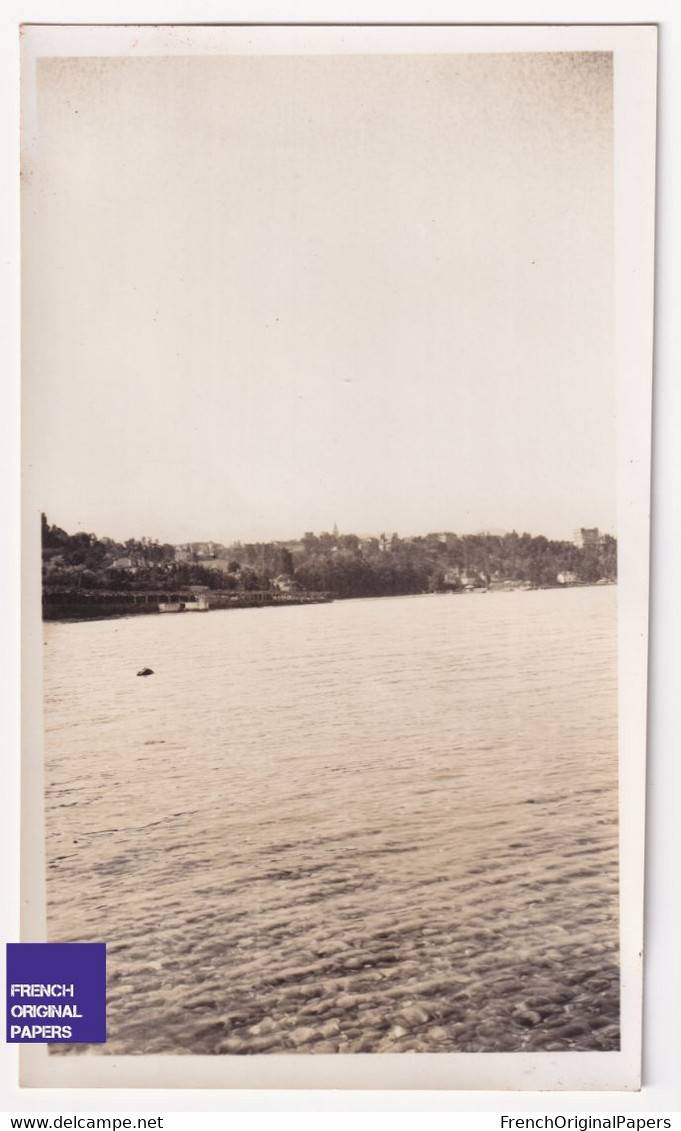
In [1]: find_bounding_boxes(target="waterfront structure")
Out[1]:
[272,574,301,594]
[184,595,210,611]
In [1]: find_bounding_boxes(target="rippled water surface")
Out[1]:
[44,586,619,1054]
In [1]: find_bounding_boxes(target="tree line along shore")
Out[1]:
[41,515,617,621]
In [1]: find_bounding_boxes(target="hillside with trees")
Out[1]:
[41,514,617,617]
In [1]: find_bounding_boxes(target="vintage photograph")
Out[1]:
[20,24,656,1089]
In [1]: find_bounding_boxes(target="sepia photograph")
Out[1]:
[19,23,656,1091]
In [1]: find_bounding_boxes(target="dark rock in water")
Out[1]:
[137,667,154,677]
[513,1008,542,1028]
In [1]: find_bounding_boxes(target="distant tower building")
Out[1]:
[574,527,601,548]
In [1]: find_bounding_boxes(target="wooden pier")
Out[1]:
[42,589,334,622]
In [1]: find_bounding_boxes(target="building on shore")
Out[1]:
[272,574,302,594]
[442,568,461,589]
[574,528,601,549]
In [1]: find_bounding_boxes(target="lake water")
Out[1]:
[43,586,619,1055]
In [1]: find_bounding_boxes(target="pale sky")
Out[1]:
[24,50,614,545]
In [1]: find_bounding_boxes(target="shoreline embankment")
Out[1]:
[41,582,615,623]
[42,589,334,622]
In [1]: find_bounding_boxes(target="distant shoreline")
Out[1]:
[41,518,618,614]
[42,589,334,623]
[42,580,616,624]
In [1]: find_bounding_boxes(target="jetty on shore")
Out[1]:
[42,589,335,622]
